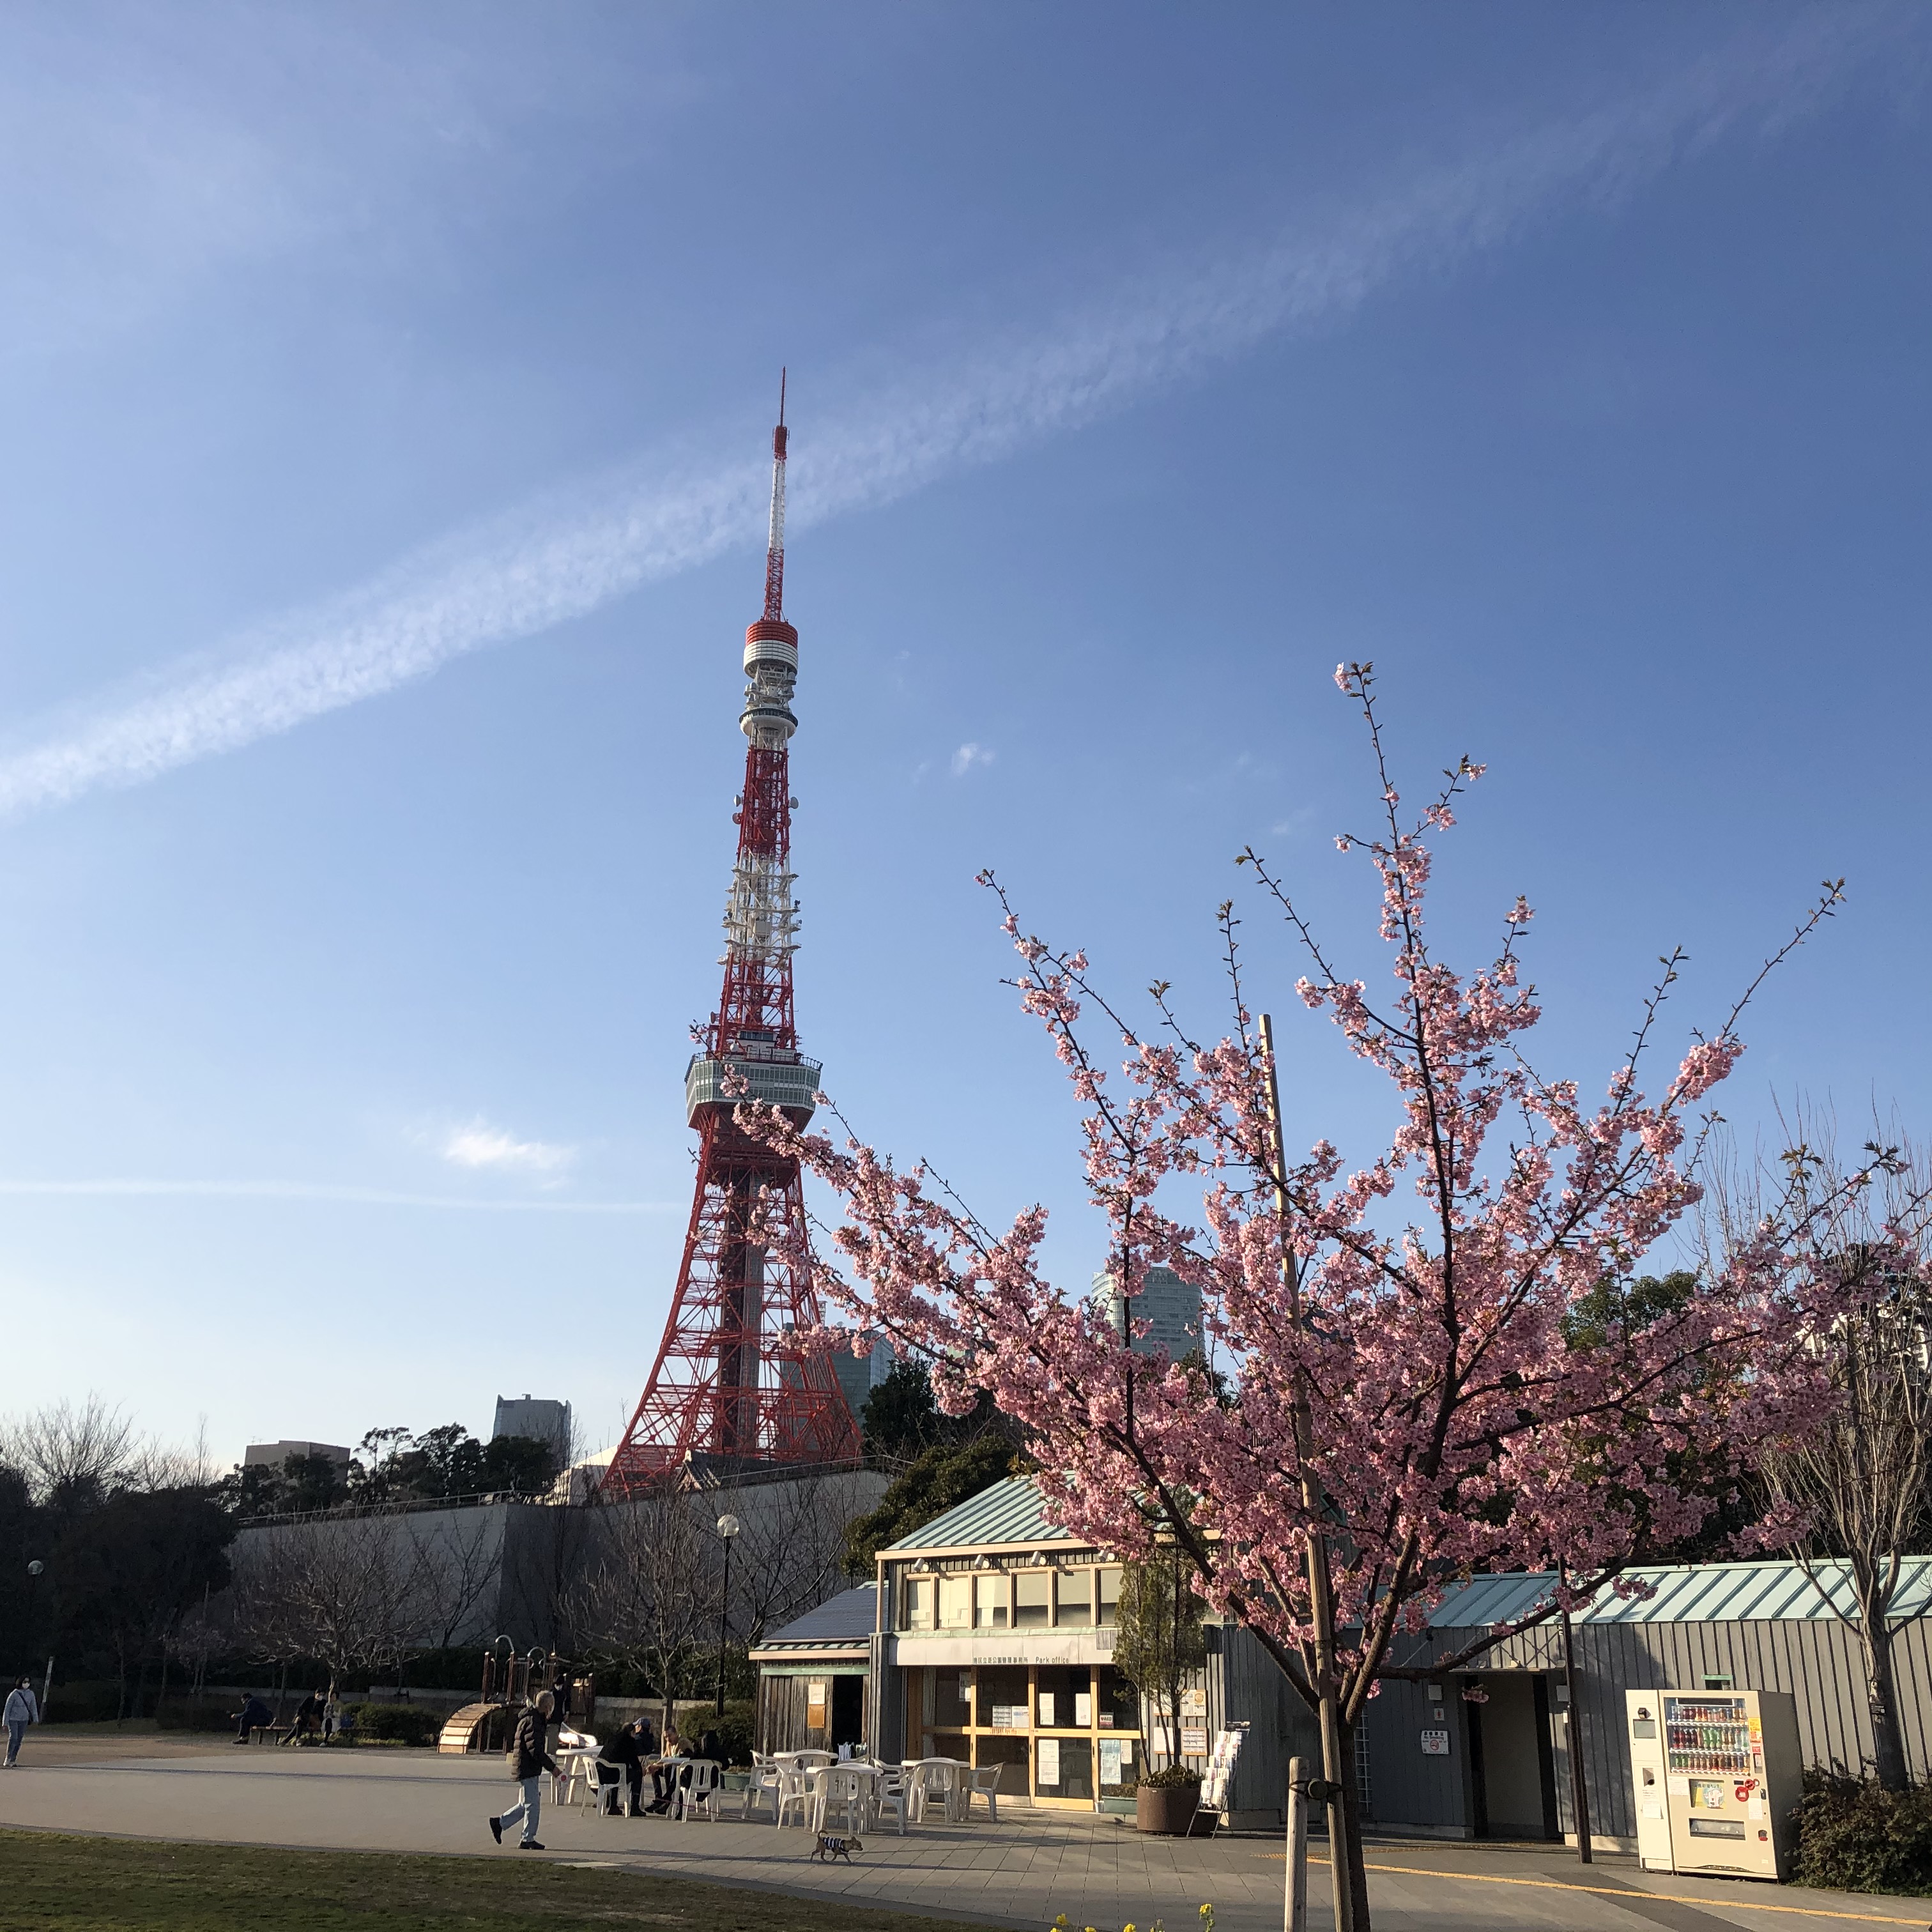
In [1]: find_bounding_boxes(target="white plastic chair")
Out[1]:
[680,1759,721,1822]
[906,1758,960,1823]
[963,1763,1000,1821]
[774,1766,813,1829]
[819,1765,868,1835]
[732,1765,781,1821]
[871,1767,909,1836]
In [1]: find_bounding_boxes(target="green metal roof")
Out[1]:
[882,1476,1075,1552]
[1429,1558,1932,1630]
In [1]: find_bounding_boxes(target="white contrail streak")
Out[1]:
[0,12,1903,820]
[0,1177,673,1211]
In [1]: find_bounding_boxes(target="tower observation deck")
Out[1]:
[602,383,860,1492]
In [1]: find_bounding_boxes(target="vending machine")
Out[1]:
[1624,1689,1803,1880]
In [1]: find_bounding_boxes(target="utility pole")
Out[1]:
[1560,1565,1593,1862]
[1261,1014,1355,1932]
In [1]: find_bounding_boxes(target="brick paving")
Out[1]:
[0,1733,1926,1932]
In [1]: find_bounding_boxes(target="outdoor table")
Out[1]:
[553,1746,599,1805]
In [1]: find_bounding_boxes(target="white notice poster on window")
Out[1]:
[1038,1738,1061,1786]
[1098,1739,1123,1787]
[1038,1693,1055,1727]
[1074,1692,1092,1728]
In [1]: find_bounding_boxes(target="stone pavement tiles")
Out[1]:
[1,1740,1928,1932]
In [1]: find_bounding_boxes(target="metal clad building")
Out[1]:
[761,1474,1932,1836]
[1393,1560,1932,1848]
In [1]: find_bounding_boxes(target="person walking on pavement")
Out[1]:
[4,1676,40,1766]
[489,1690,558,1850]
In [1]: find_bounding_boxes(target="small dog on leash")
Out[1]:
[811,1834,862,1864]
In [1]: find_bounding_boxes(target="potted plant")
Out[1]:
[1112,1545,1209,1832]
[1137,1761,1204,1834]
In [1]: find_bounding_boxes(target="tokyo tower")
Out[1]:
[602,383,860,1493]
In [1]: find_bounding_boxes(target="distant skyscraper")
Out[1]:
[1092,1266,1202,1361]
[492,1394,573,1466]
[830,1335,899,1422]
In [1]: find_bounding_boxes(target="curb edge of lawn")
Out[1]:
[0,1825,1036,1932]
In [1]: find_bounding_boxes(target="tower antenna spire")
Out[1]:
[604,388,857,1492]
[764,370,788,622]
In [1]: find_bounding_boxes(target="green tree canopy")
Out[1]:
[841,1434,1029,1577]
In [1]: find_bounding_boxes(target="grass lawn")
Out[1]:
[0,1831,1015,1931]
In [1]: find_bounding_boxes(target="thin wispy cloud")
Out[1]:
[0,10,1906,822]
[441,1119,575,1176]
[951,742,995,777]
[0,1177,661,1212]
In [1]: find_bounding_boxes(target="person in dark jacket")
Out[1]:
[597,1717,654,1816]
[231,1692,273,1744]
[282,1689,325,1745]
[489,1690,558,1850]
[698,1728,721,1765]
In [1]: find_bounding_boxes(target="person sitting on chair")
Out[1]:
[647,1724,687,1814]
[597,1717,653,1816]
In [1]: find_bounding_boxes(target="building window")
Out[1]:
[904,1575,935,1630]
[974,1574,1009,1629]
[1015,1570,1051,1629]
[1055,1569,1094,1627]
[939,1575,970,1630]
[1354,1724,1372,1818]
[1097,1568,1123,1627]
[1702,1674,1734,1691]
[935,1670,972,1728]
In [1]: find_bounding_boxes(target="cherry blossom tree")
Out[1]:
[761,666,1878,1929]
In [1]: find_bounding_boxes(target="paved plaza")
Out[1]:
[0,1732,1928,1932]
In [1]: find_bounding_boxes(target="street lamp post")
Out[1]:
[26,1563,48,1717]
[715,1514,741,1719]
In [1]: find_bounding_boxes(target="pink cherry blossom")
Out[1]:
[746,670,1867,1930]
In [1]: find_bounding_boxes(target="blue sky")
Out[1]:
[0,3,1926,1468]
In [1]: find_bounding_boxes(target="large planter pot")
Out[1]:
[1136,1781,1202,1835]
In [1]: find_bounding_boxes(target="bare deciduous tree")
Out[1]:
[230,1518,433,1706]
[712,1471,873,1648]
[408,1514,502,1652]
[1,1396,137,1512]
[1713,1123,1932,1791]
[564,1492,717,1734]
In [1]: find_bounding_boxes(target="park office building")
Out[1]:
[829,1475,1932,1837]
[859,1476,1314,1823]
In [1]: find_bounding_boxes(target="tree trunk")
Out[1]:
[1862,1619,1909,1791]
[1321,1700,1367,1931]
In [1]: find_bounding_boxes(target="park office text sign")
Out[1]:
[894,1630,1117,1667]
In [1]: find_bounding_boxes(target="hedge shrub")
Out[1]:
[348,1703,442,1747]
[1793,1770,1932,1895]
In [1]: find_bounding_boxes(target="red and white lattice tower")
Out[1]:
[602,383,859,1493]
